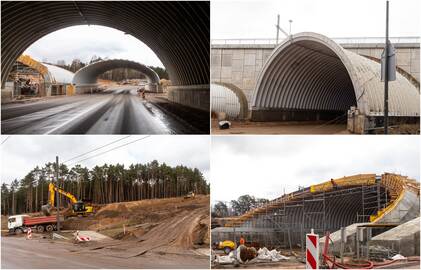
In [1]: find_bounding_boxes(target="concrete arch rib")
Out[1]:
[251,32,420,121]
[211,82,249,119]
[1,1,209,88]
[73,59,160,91]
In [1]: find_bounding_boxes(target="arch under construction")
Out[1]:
[212,173,420,249]
[1,1,209,110]
[251,33,420,133]
[73,59,160,93]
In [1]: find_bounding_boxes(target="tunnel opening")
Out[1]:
[1,1,210,111]
[252,40,357,123]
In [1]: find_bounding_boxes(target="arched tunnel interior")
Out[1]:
[252,40,358,122]
[1,1,209,88]
[73,59,161,92]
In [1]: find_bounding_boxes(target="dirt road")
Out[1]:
[211,119,349,134]
[1,236,208,269]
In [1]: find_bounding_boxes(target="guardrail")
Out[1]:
[212,36,420,45]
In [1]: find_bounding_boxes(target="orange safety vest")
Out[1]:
[239,237,245,245]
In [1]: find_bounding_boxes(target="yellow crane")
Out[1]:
[41,183,94,217]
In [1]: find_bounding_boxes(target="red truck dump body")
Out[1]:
[23,216,57,226]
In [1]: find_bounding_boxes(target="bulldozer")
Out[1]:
[41,183,94,217]
[184,191,196,199]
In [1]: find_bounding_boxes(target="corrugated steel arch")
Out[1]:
[211,82,249,119]
[73,59,160,85]
[1,1,209,88]
[227,173,419,246]
[252,32,420,117]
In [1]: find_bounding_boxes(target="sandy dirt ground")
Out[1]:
[211,119,349,135]
[1,195,210,269]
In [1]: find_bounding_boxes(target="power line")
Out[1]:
[66,135,151,167]
[63,135,132,163]
[1,136,11,145]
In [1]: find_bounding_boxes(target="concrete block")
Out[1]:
[243,65,255,77]
[222,49,233,55]
[243,78,256,90]
[211,68,221,80]
[232,59,244,72]
[396,52,411,66]
[211,54,221,67]
[255,49,263,60]
[167,85,210,111]
[232,71,243,83]
[410,49,419,60]
[232,49,244,60]
[222,54,232,67]
[263,52,272,62]
[411,59,420,73]
[220,67,232,79]
[244,54,256,66]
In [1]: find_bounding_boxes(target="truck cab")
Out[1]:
[8,215,29,233]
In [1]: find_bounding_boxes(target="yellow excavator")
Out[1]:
[41,183,94,217]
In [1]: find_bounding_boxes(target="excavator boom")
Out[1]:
[42,183,81,216]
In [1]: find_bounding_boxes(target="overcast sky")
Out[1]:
[211,0,420,39]
[24,25,164,67]
[211,136,420,203]
[1,135,209,184]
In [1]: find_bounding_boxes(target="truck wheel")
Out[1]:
[53,224,57,230]
[37,225,45,233]
[46,225,54,232]
[15,228,23,235]
[224,247,232,254]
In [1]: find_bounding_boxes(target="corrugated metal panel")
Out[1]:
[252,32,420,117]
[211,84,241,119]
[72,59,159,85]
[43,63,74,84]
[1,1,209,87]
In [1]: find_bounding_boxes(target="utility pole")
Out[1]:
[276,14,280,44]
[289,19,293,36]
[384,0,389,134]
[56,156,60,233]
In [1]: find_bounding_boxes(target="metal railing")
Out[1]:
[212,36,420,45]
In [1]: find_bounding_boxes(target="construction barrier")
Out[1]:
[306,229,319,269]
[26,228,32,240]
[74,230,91,242]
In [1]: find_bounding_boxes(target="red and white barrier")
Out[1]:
[26,228,32,240]
[74,230,91,242]
[306,229,319,269]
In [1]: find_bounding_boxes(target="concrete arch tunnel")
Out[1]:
[251,32,419,132]
[1,1,210,110]
[73,59,160,93]
[213,173,420,248]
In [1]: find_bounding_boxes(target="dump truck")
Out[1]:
[8,214,63,234]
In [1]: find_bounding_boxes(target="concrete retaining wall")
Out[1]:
[370,217,420,256]
[167,84,210,111]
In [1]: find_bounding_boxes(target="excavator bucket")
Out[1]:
[41,204,52,216]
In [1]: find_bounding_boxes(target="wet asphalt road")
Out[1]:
[1,88,197,134]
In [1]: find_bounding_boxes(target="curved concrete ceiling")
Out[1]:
[1,1,209,87]
[252,32,420,117]
[211,82,249,119]
[73,59,160,85]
